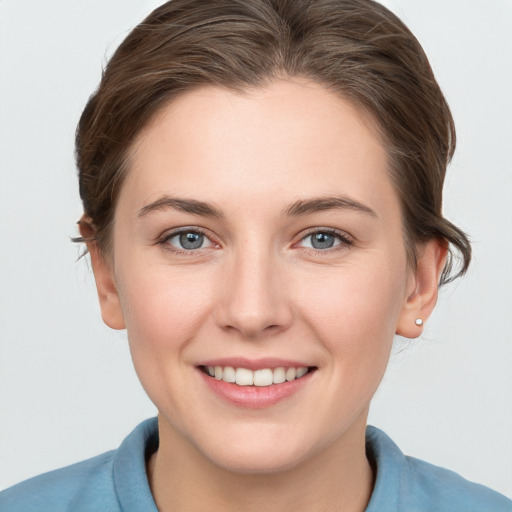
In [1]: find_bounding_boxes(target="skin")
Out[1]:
[85,79,446,512]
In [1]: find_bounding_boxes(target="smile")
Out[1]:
[201,365,312,386]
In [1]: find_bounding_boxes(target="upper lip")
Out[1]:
[196,357,314,371]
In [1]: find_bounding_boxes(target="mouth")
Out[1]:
[198,365,317,387]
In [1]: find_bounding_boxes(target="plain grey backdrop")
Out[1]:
[1,0,511,497]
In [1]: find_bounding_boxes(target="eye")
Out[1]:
[163,229,213,251]
[298,229,352,251]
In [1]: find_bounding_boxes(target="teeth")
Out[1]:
[235,368,253,386]
[223,366,236,383]
[206,365,310,386]
[273,367,286,384]
[285,367,296,381]
[296,367,308,378]
[254,369,273,387]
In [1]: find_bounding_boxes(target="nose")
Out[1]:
[214,247,293,339]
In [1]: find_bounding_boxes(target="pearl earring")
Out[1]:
[415,318,423,326]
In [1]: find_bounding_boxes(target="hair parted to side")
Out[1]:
[75,0,471,285]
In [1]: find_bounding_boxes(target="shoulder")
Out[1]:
[0,418,159,512]
[401,454,512,512]
[0,451,118,512]
[366,426,512,512]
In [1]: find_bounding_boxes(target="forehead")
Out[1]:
[121,79,397,218]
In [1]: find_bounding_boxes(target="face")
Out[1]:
[100,80,418,473]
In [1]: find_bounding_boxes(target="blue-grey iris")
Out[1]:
[180,232,204,249]
[311,232,335,249]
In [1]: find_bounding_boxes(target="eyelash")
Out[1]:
[158,227,353,256]
[158,227,216,256]
[296,228,354,254]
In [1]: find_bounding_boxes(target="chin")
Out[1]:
[196,430,315,475]
[209,448,306,475]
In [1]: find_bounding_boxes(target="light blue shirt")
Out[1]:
[1,418,510,511]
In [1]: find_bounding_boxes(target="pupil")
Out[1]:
[180,232,203,249]
[312,232,334,249]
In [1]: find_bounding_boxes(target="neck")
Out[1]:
[147,415,374,512]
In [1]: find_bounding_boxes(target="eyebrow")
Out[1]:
[138,196,224,219]
[137,194,377,220]
[283,195,377,218]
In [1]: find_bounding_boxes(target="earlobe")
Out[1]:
[396,239,448,339]
[79,219,126,330]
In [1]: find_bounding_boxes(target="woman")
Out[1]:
[1,0,510,510]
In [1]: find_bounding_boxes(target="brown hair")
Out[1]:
[76,0,470,285]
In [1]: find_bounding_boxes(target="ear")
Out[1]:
[79,218,126,330]
[396,239,448,339]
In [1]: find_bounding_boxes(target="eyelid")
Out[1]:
[158,226,220,255]
[294,227,354,250]
[156,225,353,256]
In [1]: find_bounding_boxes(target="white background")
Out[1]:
[1,0,511,498]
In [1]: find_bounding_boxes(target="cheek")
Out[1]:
[118,262,212,337]
[294,256,408,363]
[114,265,218,423]
[115,263,215,394]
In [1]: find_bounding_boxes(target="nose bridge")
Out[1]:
[216,238,291,338]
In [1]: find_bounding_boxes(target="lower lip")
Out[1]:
[198,369,314,409]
